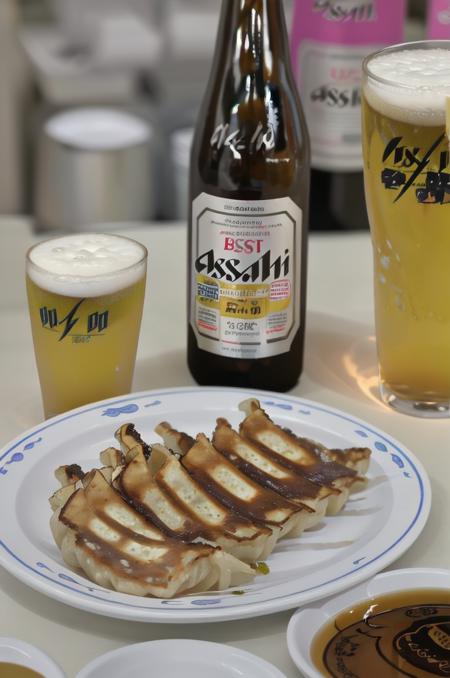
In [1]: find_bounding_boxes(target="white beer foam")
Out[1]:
[365,48,450,126]
[27,233,147,297]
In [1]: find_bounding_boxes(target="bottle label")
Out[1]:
[290,0,406,172]
[311,1,377,22]
[190,193,302,359]
[298,40,372,171]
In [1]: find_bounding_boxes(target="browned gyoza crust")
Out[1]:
[157,421,329,526]
[50,400,372,598]
[155,422,195,456]
[237,399,371,515]
[54,463,85,486]
[212,417,335,505]
[326,447,371,474]
[53,469,253,597]
[116,423,152,458]
[119,424,313,540]
[238,400,357,483]
[60,477,198,581]
[156,401,370,519]
[113,430,276,563]
[176,433,314,538]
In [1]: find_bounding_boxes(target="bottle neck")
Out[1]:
[214,0,291,81]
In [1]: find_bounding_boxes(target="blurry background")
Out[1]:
[0,0,430,228]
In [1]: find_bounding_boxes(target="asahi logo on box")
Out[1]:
[313,0,377,22]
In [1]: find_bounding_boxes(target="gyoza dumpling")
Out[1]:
[52,470,254,598]
[114,441,277,563]
[238,399,370,514]
[325,447,371,475]
[155,425,316,539]
[212,417,334,526]
[49,457,118,512]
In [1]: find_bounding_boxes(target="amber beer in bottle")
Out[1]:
[187,0,310,391]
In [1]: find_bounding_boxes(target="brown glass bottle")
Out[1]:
[187,0,310,392]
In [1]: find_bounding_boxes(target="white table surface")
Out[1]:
[0,218,448,677]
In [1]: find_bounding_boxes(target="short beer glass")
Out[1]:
[26,233,147,418]
[362,41,450,417]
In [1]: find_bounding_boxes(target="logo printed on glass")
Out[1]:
[39,298,109,342]
[381,134,450,204]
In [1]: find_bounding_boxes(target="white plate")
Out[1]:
[0,637,65,678]
[76,639,286,678]
[287,567,450,678]
[0,387,431,623]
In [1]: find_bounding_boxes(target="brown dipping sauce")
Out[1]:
[0,664,44,678]
[311,589,450,677]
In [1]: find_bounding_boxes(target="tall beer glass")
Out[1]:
[26,233,147,418]
[362,41,450,417]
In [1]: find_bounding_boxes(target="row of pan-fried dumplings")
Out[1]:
[49,398,371,598]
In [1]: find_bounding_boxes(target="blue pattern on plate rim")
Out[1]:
[352,557,366,566]
[34,558,220,606]
[0,437,43,476]
[263,401,293,411]
[101,400,161,416]
[102,404,139,417]
[36,562,107,593]
[0,388,427,612]
[144,400,162,408]
[262,401,311,415]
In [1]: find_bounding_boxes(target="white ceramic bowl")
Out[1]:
[287,567,450,678]
[0,637,65,677]
[76,639,286,678]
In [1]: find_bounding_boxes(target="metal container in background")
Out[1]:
[171,126,193,221]
[34,107,154,232]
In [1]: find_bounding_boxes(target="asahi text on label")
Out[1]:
[313,0,377,22]
[190,194,302,359]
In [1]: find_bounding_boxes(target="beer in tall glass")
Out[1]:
[26,233,147,418]
[362,41,450,417]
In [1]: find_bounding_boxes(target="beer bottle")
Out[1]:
[290,0,406,232]
[187,0,310,392]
